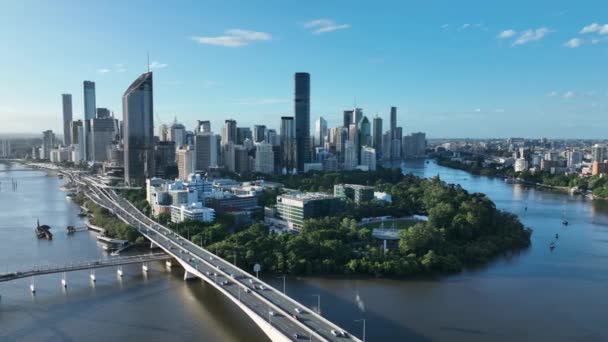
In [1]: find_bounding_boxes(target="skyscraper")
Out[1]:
[254,142,274,174]
[343,110,353,127]
[390,106,397,139]
[372,116,383,152]
[353,108,363,125]
[194,132,218,171]
[62,94,73,146]
[314,117,327,147]
[280,116,296,173]
[196,120,211,133]
[294,72,310,171]
[123,72,154,186]
[83,81,96,120]
[176,146,195,180]
[253,125,266,143]
[42,130,55,160]
[222,119,237,145]
[236,127,252,144]
[359,116,371,147]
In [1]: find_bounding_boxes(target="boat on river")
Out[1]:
[35,220,53,240]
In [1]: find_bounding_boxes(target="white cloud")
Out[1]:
[512,27,552,46]
[580,23,608,35]
[149,61,168,69]
[563,91,576,98]
[460,23,471,30]
[191,29,272,47]
[440,24,449,29]
[547,91,558,97]
[473,108,482,112]
[304,19,351,35]
[497,29,517,39]
[564,38,583,48]
[97,68,111,74]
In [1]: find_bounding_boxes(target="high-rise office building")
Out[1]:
[123,72,154,186]
[176,146,195,180]
[158,124,169,142]
[592,144,606,163]
[234,145,251,174]
[169,122,186,147]
[348,123,360,163]
[315,117,327,147]
[294,72,310,171]
[194,132,218,171]
[360,146,377,171]
[390,106,397,139]
[236,127,252,144]
[254,142,274,174]
[89,117,117,162]
[266,129,278,146]
[83,81,96,121]
[280,116,296,173]
[567,150,583,168]
[253,125,266,143]
[372,116,382,153]
[42,130,55,160]
[222,119,237,145]
[196,120,211,133]
[154,141,176,178]
[343,141,358,170]
[359,116,371,147]
[62,94,73,146]
[353,108,363,125]
[343,110,353,127]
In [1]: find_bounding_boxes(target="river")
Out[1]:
[1,160,607,341]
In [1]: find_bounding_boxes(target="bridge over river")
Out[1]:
[64,171,360,342]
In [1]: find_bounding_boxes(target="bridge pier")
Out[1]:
[183,270,197,280]
[165,260,173,269]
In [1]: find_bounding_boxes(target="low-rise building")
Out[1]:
[171,202,215,223]
[334,184,375,204]
[275,192,344,230]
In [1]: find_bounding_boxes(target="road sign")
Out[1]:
[254,263,261,278]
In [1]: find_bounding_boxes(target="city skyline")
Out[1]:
[1,1,607,138]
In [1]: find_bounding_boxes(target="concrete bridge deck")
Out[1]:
[73,172,360,342]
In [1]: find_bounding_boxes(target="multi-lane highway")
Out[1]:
[74,172,360,342]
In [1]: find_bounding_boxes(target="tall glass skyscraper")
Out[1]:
[372,116,383,152]
[83,81,96,120]
[280,116,296,173]
[294,72,310,171]
[123,72,154,186]
[62,94,73,146]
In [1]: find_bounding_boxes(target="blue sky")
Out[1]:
[1,0,607,138]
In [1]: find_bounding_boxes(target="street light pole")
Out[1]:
[276,275,286,294]
[312,294,321,315]
[355,318,366,342]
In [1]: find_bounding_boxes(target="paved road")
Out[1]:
[76,174,359,342]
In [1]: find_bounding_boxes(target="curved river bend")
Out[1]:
[1,160,607,341]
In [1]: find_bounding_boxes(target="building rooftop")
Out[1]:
[279,192,335,202]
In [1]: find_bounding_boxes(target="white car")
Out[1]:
[269,311,276,316]
[244,288,251,293]
[294,308,302,313]
[331,330,339,336]
[259,285,266,290]
[248,279,254,284]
